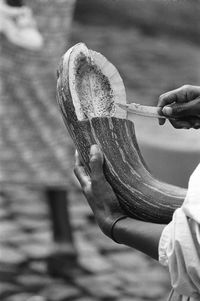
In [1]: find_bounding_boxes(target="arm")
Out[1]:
[113,218,165,260]
[74,144,164,261]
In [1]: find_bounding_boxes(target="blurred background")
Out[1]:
[0,0,200,300]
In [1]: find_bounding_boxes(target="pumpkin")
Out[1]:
[57,43,186,224]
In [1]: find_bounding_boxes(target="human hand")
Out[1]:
[157,85,200,128]
[74,144,126,238]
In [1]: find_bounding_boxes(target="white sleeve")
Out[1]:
[158,163,200,299]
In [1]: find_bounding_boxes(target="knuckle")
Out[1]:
[90,157,99,169]
[82,181,92,194]
[91,175,99,187]
[84,185,91,196]
[182,84,191,91]
[158,93,166,103]
[91,174,104,189]
[159,94,164,101]
[90,156,97,164]
[91,175,101,186]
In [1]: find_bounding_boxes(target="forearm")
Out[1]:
[113,217,165,260]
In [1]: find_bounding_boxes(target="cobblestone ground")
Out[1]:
[0,184,171,301]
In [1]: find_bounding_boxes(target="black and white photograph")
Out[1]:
[1,0,200,300]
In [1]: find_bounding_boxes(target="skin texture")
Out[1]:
[74,144,165,260]
[158,85,200,128]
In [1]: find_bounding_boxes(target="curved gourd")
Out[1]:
[57,43,186,224]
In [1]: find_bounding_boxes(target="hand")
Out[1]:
[74,144,125,237]
[157,85,200,129]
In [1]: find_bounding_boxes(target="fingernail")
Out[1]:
[90,144,99,156]
[163,107,173,116]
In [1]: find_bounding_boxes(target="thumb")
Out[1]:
[90,145,104,179]
[162,97,200,117]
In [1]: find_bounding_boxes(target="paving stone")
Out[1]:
[76,273,123,298]
[139,267,170,287]
[15,217,50,232]
[0,195,6,206]
[0,283,21,298]
[4,232,33,245]
[24,296,46,301]
[0,246,27,265]
[117,266,170,297]
[74,231,98,255]
[71,215,88,229]
[76,296,97,301]
[17,273,53,288]
[0,221,21,237]
[30,230,52,243]
[126,283,166,299]
[79,253,113,273]
[6,188,44,205]
[116,269,142,285]
[40,282,81,301]
[6,293,37,301]
[20,242,53,259]
[69,201,91,217]
[0,207,9,219]
[13,204,48,217]
[124,275,168,299]
[29,261,48,274]
[120,296,143,301]
[0,263,18,282]
[108,251,150,270]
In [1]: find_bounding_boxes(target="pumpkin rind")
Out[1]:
[57,43,186,224]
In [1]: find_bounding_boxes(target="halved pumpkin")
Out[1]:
[57,42,186,224]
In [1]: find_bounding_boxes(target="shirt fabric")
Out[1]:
[159,163,200,301]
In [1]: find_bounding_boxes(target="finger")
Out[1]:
[89,145,105,181]
[187,117,200,129]
[158,85,200,108]
[157,90,179,125]
[75,150,82,166]
[74,150,91,188]
[169,119,192,129]
[184,85,200,101]
[162,97,200,118]
[158,85,197,108]
[74,164,91,188]
[157,107,166,126]
[158,88,181,109]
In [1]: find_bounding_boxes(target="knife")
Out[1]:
[116,102,167,119]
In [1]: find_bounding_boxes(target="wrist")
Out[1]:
[110,215,128,243]
[99,214,128,241]
[112,217,165,260]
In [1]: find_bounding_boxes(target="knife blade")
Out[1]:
[116,102,167,119]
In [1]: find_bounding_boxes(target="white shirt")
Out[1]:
[159,163,200,301]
